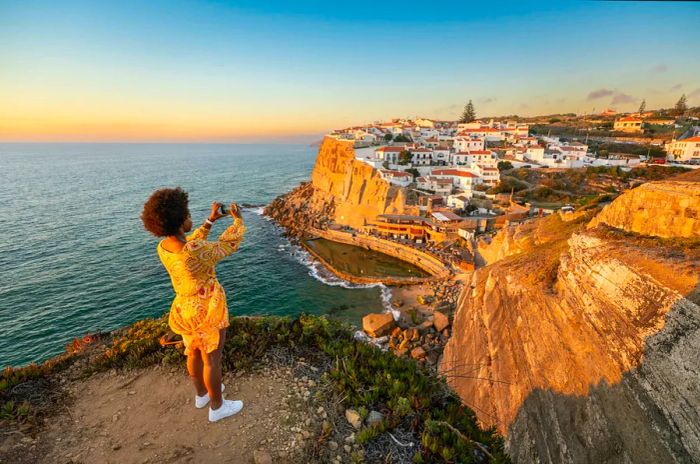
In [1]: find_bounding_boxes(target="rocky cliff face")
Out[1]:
[587,170,700,238]
[442,173,700,463]
[265,137,416,235]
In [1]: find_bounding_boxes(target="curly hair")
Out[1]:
[141,187,190,237]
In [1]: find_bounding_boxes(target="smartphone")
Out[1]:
[219,204,229,215]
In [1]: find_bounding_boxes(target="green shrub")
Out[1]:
[2,313,509,462]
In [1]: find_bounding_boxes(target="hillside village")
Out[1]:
[321,109,695,271]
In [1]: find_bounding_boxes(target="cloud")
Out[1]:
[587,88,614,100]
[611,93,637,105]
[670,83,683,91]
[689,88,700,100]
[479,97,497,104]
[651,63,668,73]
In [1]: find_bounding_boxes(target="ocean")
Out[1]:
[0,143,388,369]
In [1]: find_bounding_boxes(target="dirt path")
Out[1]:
[9,364,319,464]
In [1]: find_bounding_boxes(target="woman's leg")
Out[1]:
[186,349,208,397]
[202,328,227,410]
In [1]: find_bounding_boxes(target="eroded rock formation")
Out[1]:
[587,170,700,238]
[265,137,416,236]
[441,173,700,463]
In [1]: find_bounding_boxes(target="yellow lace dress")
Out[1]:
[157,218,246,356]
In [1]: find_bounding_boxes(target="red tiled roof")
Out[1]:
[432,169,477,178]
[381,169,411,178]
[462,127,502,133]
[376,146,404,152]
[679,137,700,143]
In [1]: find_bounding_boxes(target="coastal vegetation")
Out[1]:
[2,314,509,463]
[490,164,689,204]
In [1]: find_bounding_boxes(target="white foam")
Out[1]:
[271,224,397,314]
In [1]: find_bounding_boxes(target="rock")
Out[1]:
[345,409,362,429]
[253,449,273,464]
[344,444,352,453]
[362,313,395,338]
[367,410,384,426]
[394,347,408,357]
[411,346,427,360]
[426,351,439,365]
[433,311,450,332]
[418,320,434,331]
[328,440,339,451]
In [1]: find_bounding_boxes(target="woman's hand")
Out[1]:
[229,202,242,219]
[208,202,227,222]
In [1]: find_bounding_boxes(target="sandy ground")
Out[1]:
[8,365,318,464]
[388,284,432,314]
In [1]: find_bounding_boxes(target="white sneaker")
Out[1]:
[195,383,225,409]
[208,399,244,422]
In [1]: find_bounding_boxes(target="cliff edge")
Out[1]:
[266,137,415,234]
[587,169,700,238]
[442,172,700,463]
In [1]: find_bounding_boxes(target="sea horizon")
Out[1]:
[0,142,386,369]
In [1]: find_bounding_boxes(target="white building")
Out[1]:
[471,164,500,186]
[447,194,472,208]
[454,136,485,152]
[459,127,505,142]
[379,169,413,187]
[431,168,479,192]
[410,148,433,166]
[375,146,404,164]
[432,146,450,165]
[666,137,700,162]
[416,176,453,195]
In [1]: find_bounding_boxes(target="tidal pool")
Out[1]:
[304,238,430,279]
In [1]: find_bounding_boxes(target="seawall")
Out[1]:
[309,228,451,283]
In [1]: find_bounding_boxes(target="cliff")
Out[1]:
[266,137,416,234]
[587,170,700,238]
[442,173,700,463]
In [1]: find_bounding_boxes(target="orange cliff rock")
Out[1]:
[587,169,700,238]
[265,137,416,234]
[442,173,700,463]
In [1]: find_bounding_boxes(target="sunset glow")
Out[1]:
[1,0,699,142]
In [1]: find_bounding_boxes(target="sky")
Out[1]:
[1,0,699,142]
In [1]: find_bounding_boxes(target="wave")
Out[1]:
[248,206,266,216]
[279,241,389,292]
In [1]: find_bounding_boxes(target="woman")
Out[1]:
[141,187,246,422]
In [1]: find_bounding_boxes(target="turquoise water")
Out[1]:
[0,143,387,369]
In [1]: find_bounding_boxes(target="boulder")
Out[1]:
[411,346,427,360]
[433,311,450,332]
[345,409,363,429]
[253,450,273,464]
[418,320,434,331]
[362,313,395,337]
